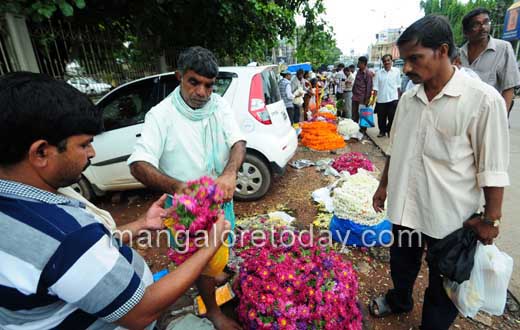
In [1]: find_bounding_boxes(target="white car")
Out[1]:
[72,66,297,201]
[67,77,112,95]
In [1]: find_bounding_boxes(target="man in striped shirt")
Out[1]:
[0,72,229,330]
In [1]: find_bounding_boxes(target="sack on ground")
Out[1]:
[359,106,375,128]
[329,215,392,247]
[444,242,514,317]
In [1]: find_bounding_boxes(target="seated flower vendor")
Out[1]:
[0,72,230,330]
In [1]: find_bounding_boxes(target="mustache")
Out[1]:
[83,160,91,171]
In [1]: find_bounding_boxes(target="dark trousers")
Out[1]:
[292,104,301,123]
[352,100,360,123]
[376,100,397,135]
[286,107,295,124]
[385,224,459,330]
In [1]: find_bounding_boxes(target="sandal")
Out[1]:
[368,296,394,318]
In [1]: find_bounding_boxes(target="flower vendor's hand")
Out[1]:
[208,214,231,250]
[215,173,236,202]
[143,194,169,230]
[175,182,192,195]
[464,215,499,245]
[372,185,387,213]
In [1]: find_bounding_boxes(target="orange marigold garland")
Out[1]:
[313,112,337,121]
[300,121,346,151]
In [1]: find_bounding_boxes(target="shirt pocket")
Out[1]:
[423,126,470,163]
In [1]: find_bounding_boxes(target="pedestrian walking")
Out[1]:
[373,54,401,137]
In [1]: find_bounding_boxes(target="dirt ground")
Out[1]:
[96,137,520,330]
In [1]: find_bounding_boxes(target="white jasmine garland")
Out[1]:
[332,169,386,225]
[337,119,360,137]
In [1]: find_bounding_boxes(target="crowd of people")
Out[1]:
[0,6,518,330]
[279,7,520,140]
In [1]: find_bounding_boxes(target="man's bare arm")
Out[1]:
[222,141,246,177]
[502,88,514,115]
[116,217,230,330]
[130,161,184,195]
[372,157,390,213]
[215,141,246,201]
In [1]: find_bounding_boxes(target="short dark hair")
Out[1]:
[358,56,368,64]
[382,54,393,61]
[397,15,456,59]
[177,46,219,78]
[0,72,103,166]
[348,64,356,69]
[462,8,491,33]
[337,63,345,69]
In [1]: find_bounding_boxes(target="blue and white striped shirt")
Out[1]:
[0,179,153,329]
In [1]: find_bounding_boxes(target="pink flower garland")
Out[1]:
[234,230,362,330]
[331,152,374,175]
[165,176,224,265]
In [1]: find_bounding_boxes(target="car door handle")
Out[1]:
[136,133,141,137]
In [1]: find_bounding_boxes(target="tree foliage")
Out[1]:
[0,0,85,21]
[420,0,513,45]
[294,24,342,67]
[2,0,341,67]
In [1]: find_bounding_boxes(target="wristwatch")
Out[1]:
[480,215,501,227]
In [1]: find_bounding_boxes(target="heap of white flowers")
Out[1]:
[332,169,386,226]
[337,119,360,137]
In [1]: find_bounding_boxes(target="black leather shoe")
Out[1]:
[377,133,385,137]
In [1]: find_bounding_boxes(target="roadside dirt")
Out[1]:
[96,137,520,330]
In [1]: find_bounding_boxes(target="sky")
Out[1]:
[321,0,425,55]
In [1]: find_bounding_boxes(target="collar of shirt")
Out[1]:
[0,179,82,206]
[411,67,463,105]
[461,36,497,57]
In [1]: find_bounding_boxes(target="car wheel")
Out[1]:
[235,153,271,201]
[70,176,94,201]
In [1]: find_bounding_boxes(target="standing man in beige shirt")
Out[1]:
[460,7,520,115]
[370,16,510,330]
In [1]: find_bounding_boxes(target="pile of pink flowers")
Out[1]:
[165,176,223,265]
[234,230,362,330]
[331,152,374,175]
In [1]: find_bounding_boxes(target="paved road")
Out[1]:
[496,101,520,299]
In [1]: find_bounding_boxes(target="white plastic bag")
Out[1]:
[444,242,513,317]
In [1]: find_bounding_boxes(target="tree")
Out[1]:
[54,0,330,66]
[1,0,337,69]
[0,0,86,21]
[294,24,342,67]
[420,0,514,45]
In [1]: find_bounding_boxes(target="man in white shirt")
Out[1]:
[370,16,509,330]
[334,63,347,117]
[343,67,355,119]
[128,46,245,330]
[373,54,401,137]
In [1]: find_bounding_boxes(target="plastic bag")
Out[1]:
[201,245,229,277]
[426,226,478,284]
[444,242,514,317]
[359,106,375,128]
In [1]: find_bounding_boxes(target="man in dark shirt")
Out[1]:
[352,56,373,127]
